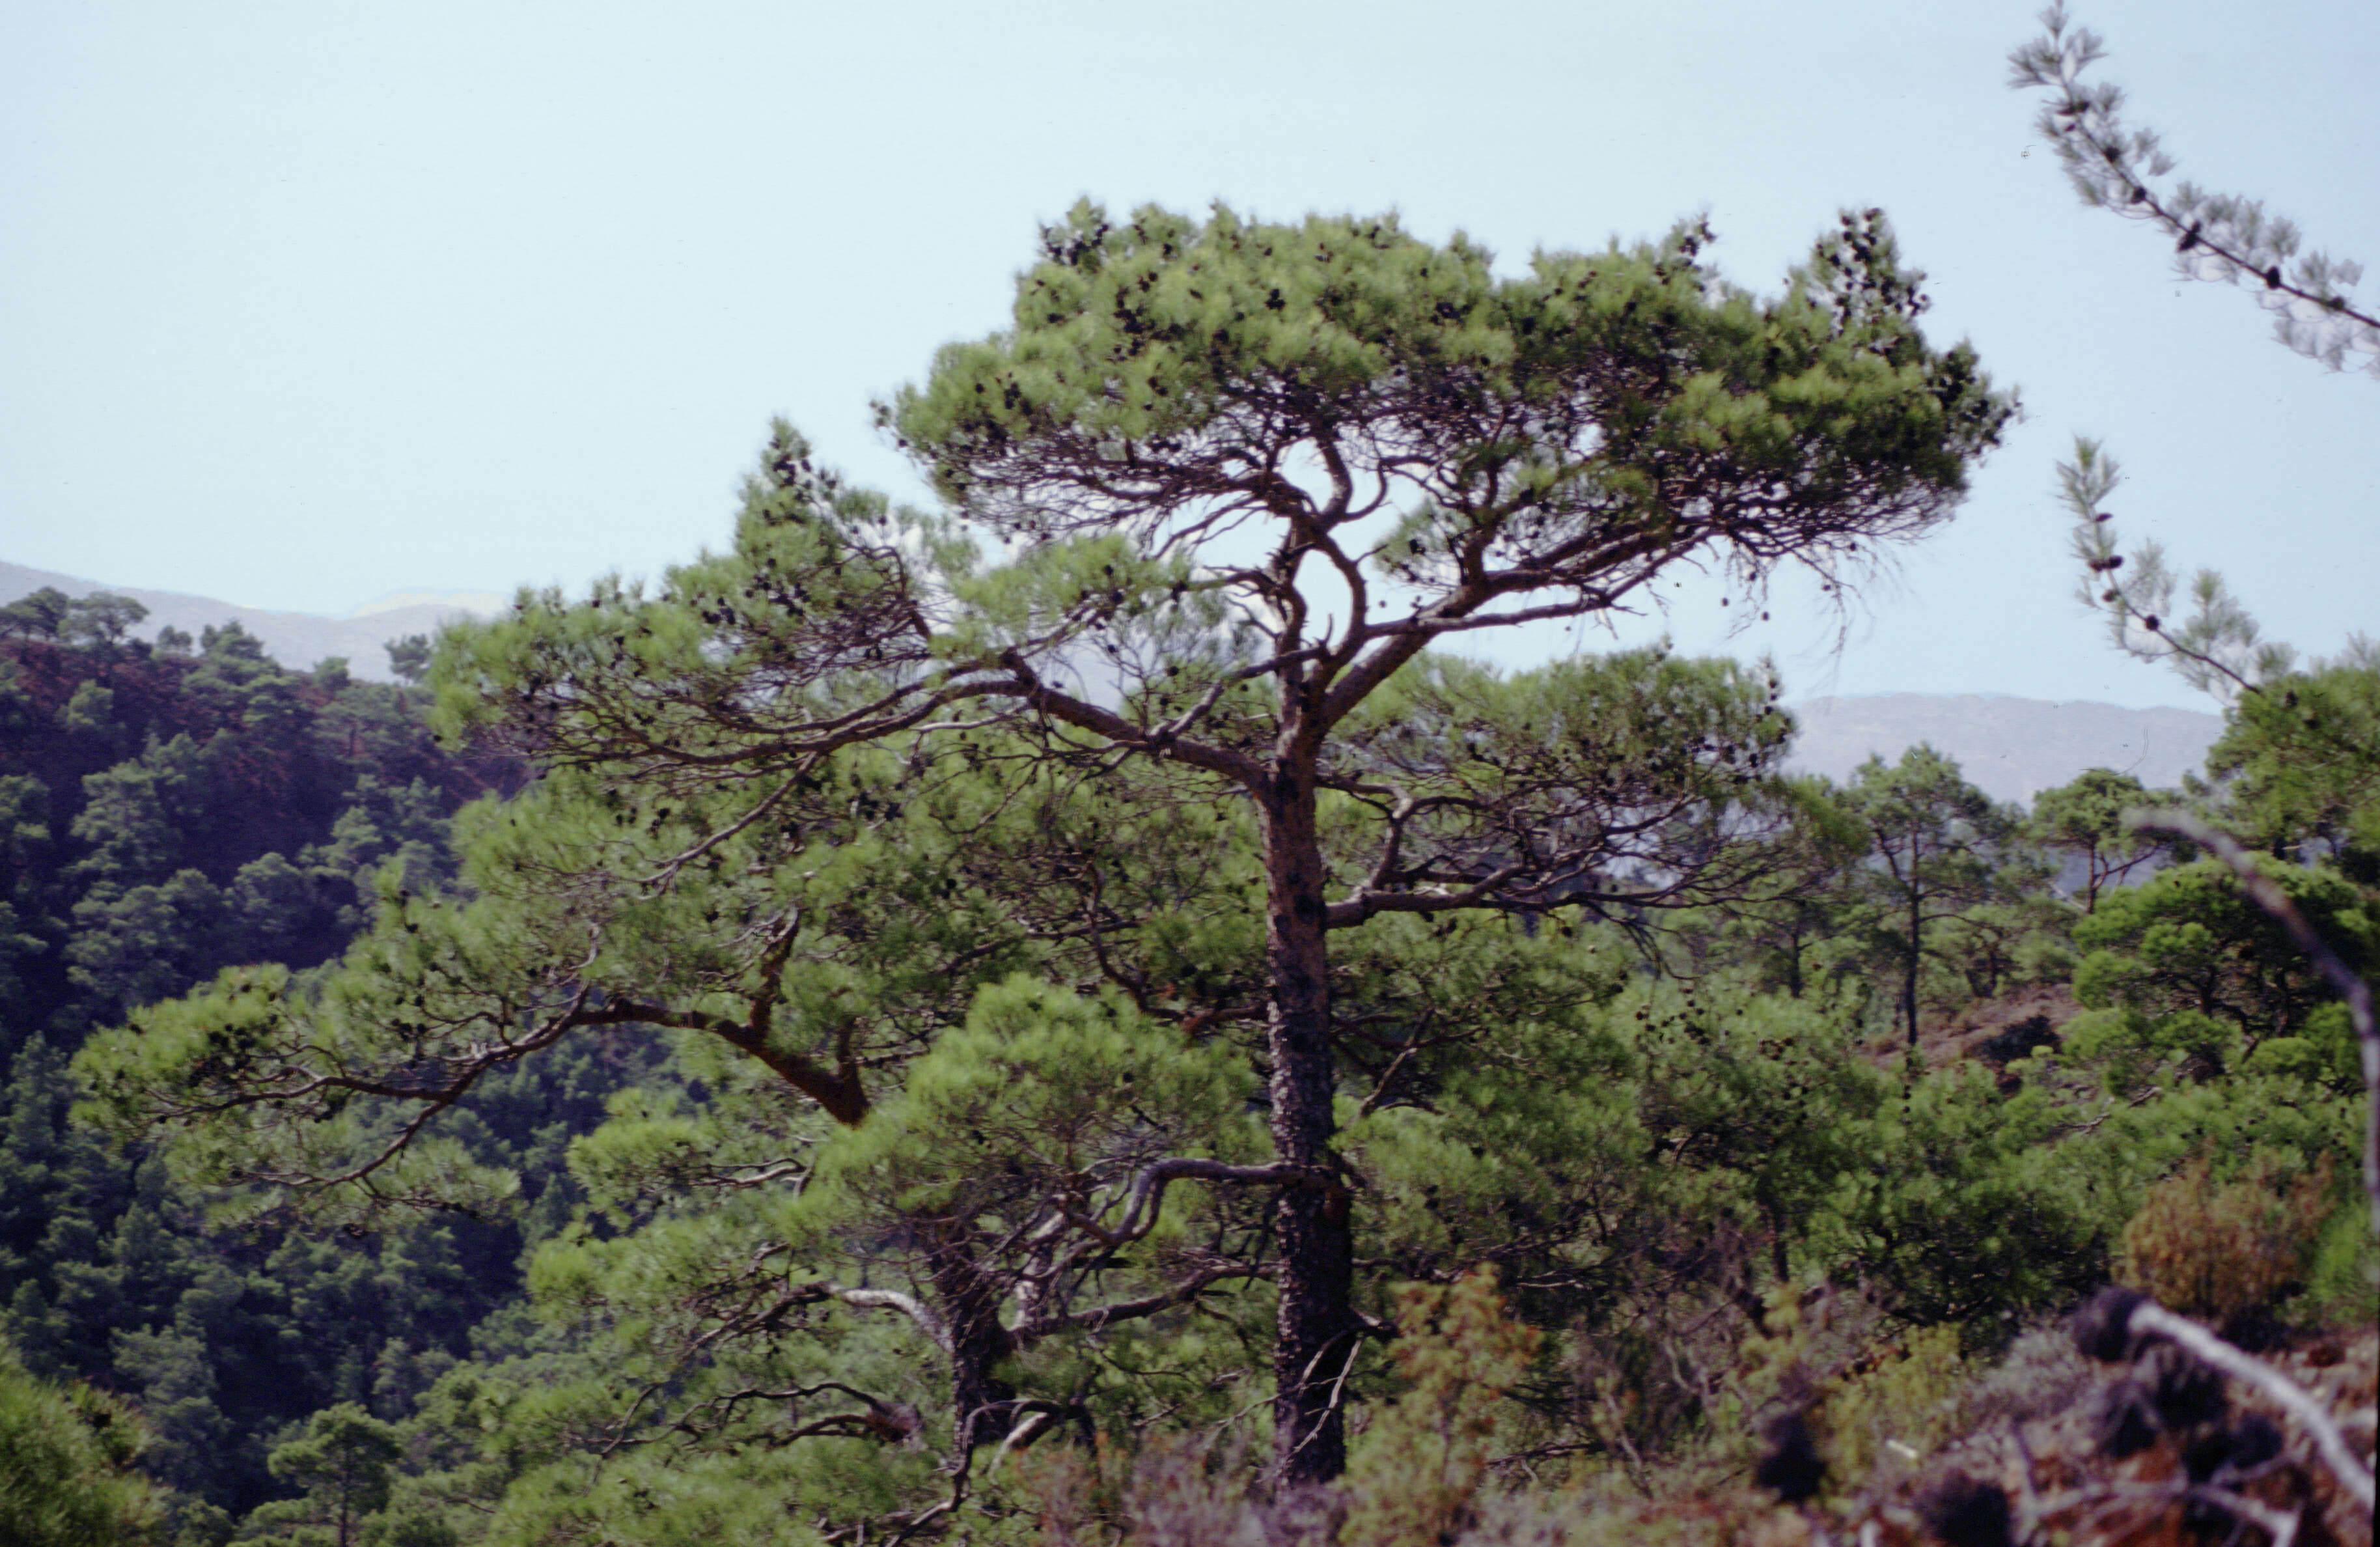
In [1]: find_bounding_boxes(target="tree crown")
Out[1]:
[887,202,2011,704]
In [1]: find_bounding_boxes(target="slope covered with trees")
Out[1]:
[0,592,510,1053]
[0,602,582,1526]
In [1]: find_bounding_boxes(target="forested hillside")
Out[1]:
[3,199,2369,1547]
[0,590,519,1048]
[0,596,599,1531]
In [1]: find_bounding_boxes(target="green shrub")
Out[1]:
[1340,1270,1541,1547]
[1818,1324,1965,1493]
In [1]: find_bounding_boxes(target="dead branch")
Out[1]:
[2120,1299,2375,1514]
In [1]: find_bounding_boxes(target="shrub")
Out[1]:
[2116,1154,2331,1322]
[1820,1324,1966,1492]
[1340,1270,1542,1547]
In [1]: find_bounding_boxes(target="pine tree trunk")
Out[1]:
[1904,890,1923,1050]
[1258,760,1356,1484]
[924,1230,1018,1453]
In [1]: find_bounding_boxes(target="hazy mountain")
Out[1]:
[0,560,503,683]
[6,563,2223,798]
[1784,693,2222,805]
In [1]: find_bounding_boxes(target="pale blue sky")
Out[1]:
[3,0,2372,709]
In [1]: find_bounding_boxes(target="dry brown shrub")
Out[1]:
[2117,1155,2333,1322]
[1116,1436,1273,1547]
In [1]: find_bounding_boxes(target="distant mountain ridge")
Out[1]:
[0,560,501,684]
[4,563,2223,800]
[1784,693,2221,805]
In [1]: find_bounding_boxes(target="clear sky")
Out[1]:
[4,0,2372,710]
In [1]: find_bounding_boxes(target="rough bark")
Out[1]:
[1258,757,1357,1484]
[924,1230,1019,1455]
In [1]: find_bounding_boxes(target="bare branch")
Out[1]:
[1104,1158,1320,1246]
[1012,1260,1273,1345]
[2124,1298,2375,1513]
[787,1283,954,1356]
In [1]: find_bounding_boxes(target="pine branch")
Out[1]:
[2011,4,2380,377]
[2056,437,2294,700]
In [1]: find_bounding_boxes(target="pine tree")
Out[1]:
[1838,747,2021,1047]
[81,201,2010,1488]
